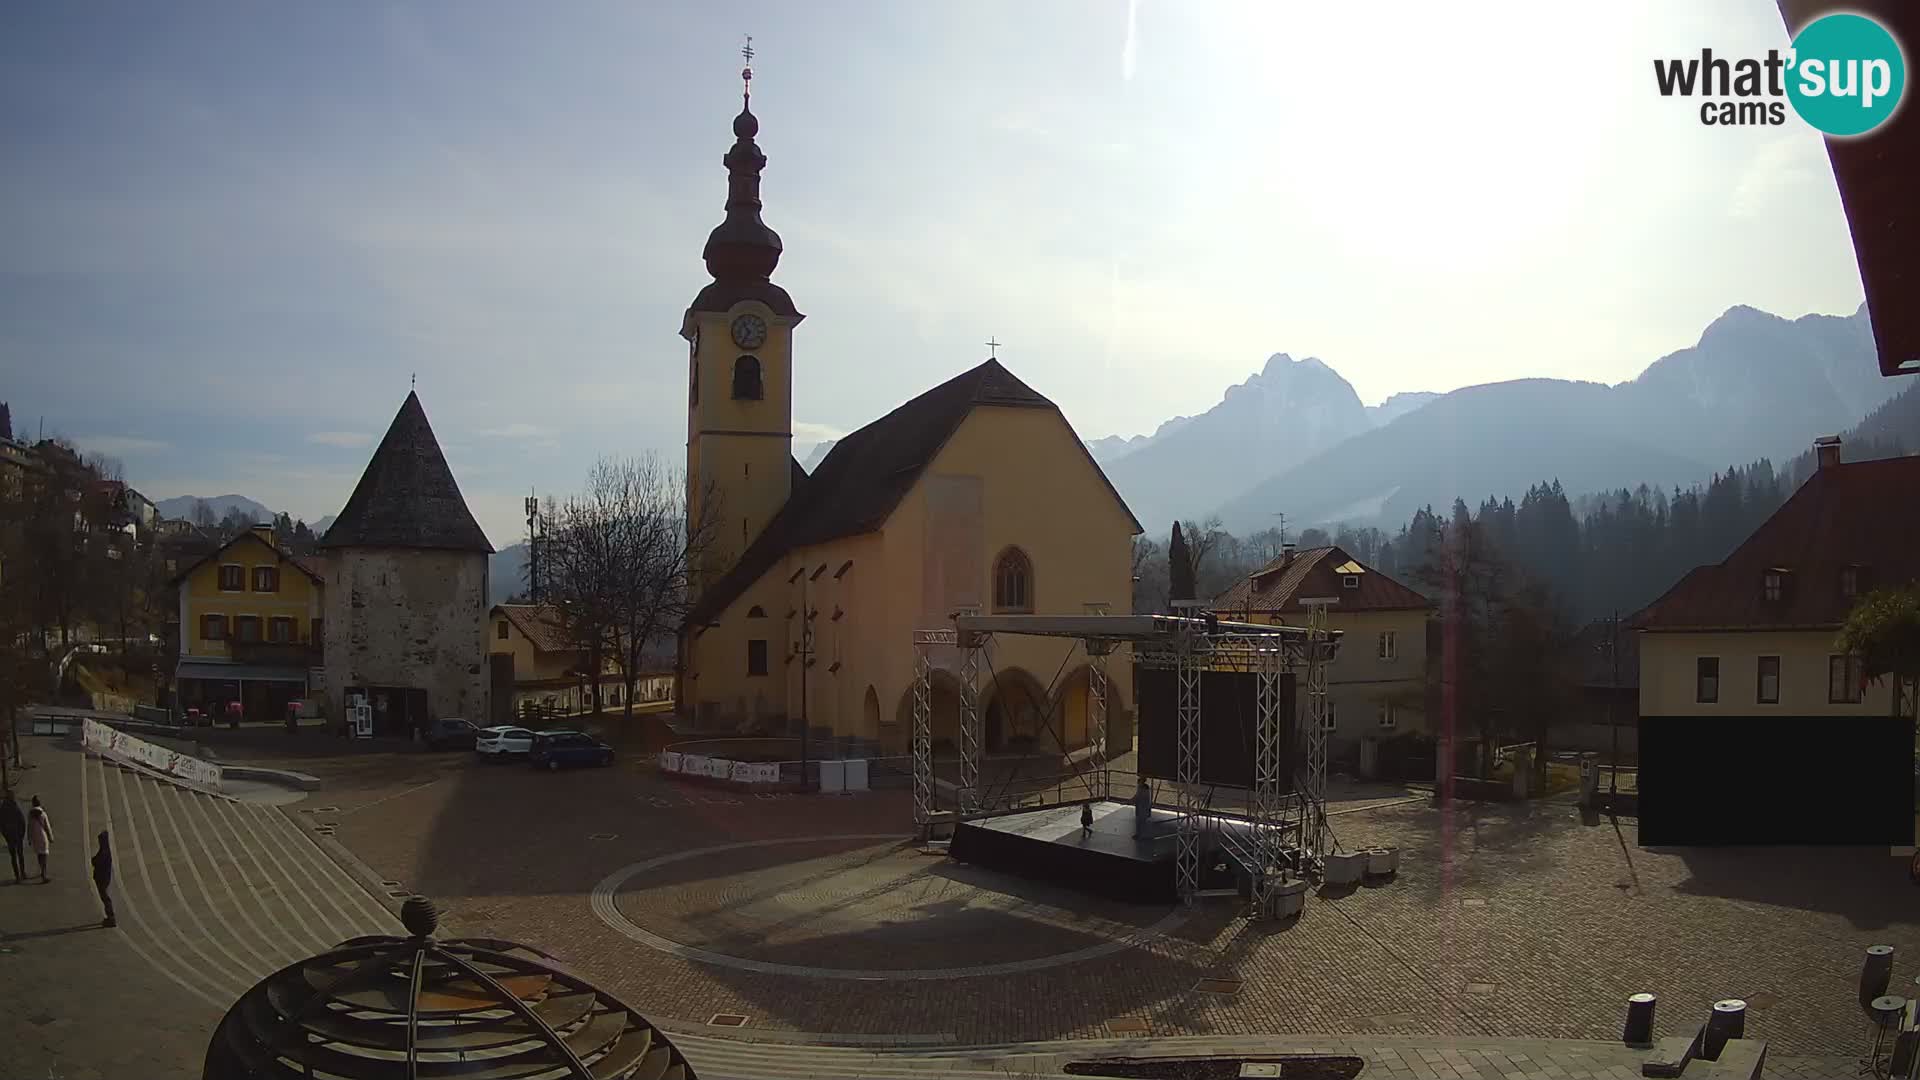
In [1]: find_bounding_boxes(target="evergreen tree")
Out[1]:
[1168,522,1194,607]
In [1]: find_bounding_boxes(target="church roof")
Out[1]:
[319,392,494,554]
[686,358,1142,626]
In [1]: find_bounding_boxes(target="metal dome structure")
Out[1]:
[204,896,696,1079]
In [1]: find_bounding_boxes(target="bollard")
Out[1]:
[1622,992,1657,1045]
[1701,999,1746,1061]
[1864,946,1898,1014]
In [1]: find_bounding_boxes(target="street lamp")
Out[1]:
[788,565,814,790]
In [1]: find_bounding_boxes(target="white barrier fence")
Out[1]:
[656,751,870,791]
[658,751,781,785]
[83,719,224,790]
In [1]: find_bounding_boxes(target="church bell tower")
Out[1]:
[682,40,803,590]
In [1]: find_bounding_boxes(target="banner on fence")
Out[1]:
[82,719,223,789]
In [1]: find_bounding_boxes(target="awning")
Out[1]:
[176,660,311,684]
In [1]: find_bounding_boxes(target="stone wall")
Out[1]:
[323,548,488,724]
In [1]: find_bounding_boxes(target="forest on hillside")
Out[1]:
[1133,383,1917,624]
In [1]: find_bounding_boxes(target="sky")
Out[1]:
[0,1,1869,548]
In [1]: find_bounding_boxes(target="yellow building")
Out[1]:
[677,86,1142,753]
[1212,544,1434,761]
[489,603,672,723]
[171,524,326,722]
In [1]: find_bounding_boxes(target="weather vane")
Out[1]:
[410,372,416,390]
[741,35,754,98]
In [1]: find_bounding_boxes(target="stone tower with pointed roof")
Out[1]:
[319,391,494,734]
[675,75,1144,750]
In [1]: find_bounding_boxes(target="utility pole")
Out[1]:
[1605,610,1620,799]
[524,492,541,603]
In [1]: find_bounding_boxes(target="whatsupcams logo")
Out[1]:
[1654,12,1906,135]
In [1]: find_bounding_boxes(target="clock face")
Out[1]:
[730,313,768,350]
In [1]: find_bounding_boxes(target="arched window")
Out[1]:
[747,605,766,618]
[992,547,1033,613]
[732,355,763,400]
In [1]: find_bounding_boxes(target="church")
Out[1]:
[677,73,1142,756]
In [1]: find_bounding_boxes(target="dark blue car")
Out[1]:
[528,730,614,770]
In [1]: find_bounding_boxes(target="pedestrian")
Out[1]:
[26,795,52,884]
[0,791,25,883]
[91,831,115,927]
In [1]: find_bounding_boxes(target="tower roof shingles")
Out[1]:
[319,392,493,554]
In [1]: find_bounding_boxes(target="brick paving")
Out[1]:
[263,738,1920,1058]
[3,731,1906,1077]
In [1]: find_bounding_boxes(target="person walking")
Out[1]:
[91,832,115,927]
[0,792,25,883]
[26,795,52,883]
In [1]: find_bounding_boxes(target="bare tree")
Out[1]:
[542,456,720,721]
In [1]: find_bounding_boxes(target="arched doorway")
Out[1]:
[894,669,963,749]
[982,667,1048,754]
[1054,663,1131,755]
[861,685,881,740]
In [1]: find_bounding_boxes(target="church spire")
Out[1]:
[702,35,783,283]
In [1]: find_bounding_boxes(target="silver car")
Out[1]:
[475,725,535,760]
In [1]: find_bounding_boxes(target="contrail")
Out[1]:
[1122,0,1141,80]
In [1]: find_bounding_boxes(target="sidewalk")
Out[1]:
[0,740,222,1079]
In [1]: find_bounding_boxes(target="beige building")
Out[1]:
[320,391,493,735]
[1637,440,1918,849]
[489,602,672,723]
[677,88,1142,753]
[1213,545,1434,761]
[1637,440,1917,721]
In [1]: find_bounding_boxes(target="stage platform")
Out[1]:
[949,800,1255,904]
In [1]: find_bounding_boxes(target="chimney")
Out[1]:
[1281,542,1296,565]
[250,522,275,546]
[1814,435,1842,471]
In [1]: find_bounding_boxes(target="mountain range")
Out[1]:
[1093,303,1896,535]
[153,494,335,535]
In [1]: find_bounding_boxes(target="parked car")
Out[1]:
[475,726,536,760]
[426,717,478,751]
[529,731,614,770]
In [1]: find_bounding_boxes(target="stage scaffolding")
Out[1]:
[910,612,1341,915]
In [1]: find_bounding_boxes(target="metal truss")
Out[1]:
[910,640,936,838]
[1248,635,1286,911]
[1087,641,1112,802]
[958,636,984,816]
[906,612,1339,919]
[1173,630,1207,903]
[1296,602,1332,871]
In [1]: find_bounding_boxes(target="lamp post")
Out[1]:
[1600,610,1621,800]
[788,566,814,790]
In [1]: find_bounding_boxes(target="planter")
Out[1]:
[1268,877,1309,919]
[1364,847,1400,877]
[1322,850,1367,887]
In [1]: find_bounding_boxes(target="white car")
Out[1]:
[475,726,535,759]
